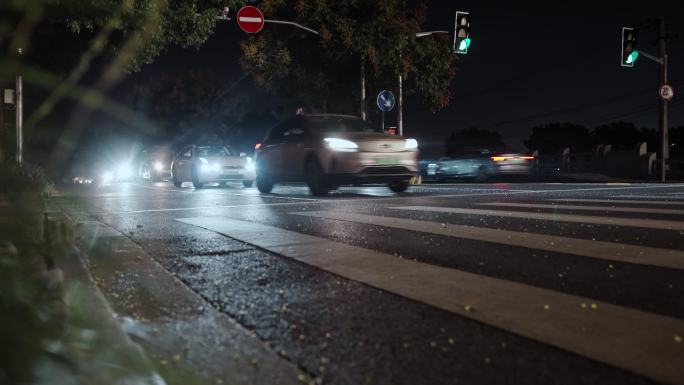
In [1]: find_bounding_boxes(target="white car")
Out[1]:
[171,145,255,188]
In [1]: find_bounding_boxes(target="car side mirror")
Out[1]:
[240,152,247,157]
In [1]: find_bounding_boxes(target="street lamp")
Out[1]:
[397,31,449,137]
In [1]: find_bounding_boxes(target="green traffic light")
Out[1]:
[458,38,471,52]
[626,50,639,64]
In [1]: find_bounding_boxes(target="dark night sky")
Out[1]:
[122,1,683,155]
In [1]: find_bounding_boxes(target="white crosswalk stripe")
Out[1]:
[390,205,684,231]
[614,195,684,200]
[549,198,684,206]
[478,202,684,215]
[293,211,684,270]
[177,216,684,385]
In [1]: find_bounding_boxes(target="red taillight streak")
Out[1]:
[255,143,262,150]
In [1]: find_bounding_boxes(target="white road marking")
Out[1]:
[478,202,684,215]
[116,201,314,213]
[292,211,684,270]
[614,195,684,200]
[176,216,684,385]
[549,198,684,206]
[390,206,684,231]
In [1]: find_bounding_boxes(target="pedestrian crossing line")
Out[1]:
[614,195,684,200]
[291,211,684,270]
[549,198,684,206]
[176,216,684,385]
[478,202,684,216]
[390,206,684,231]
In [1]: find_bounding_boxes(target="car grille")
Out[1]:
[363,166,410,175]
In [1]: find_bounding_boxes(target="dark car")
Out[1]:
[434,149,534,181]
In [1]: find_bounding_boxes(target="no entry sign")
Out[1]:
[236,6,264,34]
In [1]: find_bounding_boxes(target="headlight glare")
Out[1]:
[324,137,358,151]
[405,138,418,150]
[153,161,163,171]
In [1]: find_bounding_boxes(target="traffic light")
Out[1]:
[621,27,639,67]
[454,11,471,54]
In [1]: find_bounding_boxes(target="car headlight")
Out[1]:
[153,161,163,171]
[245,163,255,173]
[324,138,358,151]
[102,171,113,182]
[116,164,132,179]
[405,138,418,150]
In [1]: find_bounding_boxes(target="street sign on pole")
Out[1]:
[377,90,395,112]
[660,84,674,101]
[377,90,395,132]
[236,6,265,34]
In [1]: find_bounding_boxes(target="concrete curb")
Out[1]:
[46,198,308,385]
[44,199,167,385]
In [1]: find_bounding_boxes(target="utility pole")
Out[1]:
[15,75,22,165]
[658,17,668,182]
[0,81,4,162]
[398,71,403,136]
[360,58,366,121]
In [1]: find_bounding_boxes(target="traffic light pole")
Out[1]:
[658,17,668,182]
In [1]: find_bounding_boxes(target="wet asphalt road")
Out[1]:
[53,181,684,385]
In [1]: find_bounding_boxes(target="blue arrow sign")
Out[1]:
[377,90,395,112]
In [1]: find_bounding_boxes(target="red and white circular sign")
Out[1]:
[236,6,265,34]
[660,84,674,101]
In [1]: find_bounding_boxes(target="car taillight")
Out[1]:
[491,156,507,162]
[519,156,535,160]
[255,143,262,150]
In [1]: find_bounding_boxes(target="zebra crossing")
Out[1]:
[177,194,684,385]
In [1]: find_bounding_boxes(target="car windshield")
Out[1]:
[197,146,231,157]
[306,116,382,133]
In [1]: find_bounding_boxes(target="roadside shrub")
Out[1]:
[0,254,66,384]
[0,163,53,195]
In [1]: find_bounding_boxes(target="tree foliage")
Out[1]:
[129,69,271,144]
[524,122,593,154]
[51,0,233,72]
[239,0,457,112]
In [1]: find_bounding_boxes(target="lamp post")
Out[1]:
[397,31,449,136]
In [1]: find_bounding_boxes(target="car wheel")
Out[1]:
[475,167,488,182]
[242,180,254,188]
[172,167,182,187]
[256,172,274,193]
[388,181,410,193]
[306,158,329,196]
[191,168,204,189]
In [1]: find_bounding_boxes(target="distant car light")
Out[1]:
[153,161,163,171]
[405,138,418,150]
[324,138,358,151]
[255,143,262,150]
[519,156,535,160]
[102,171,113,183]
